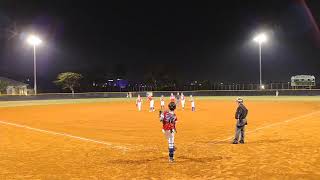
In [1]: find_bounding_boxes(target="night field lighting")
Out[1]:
[253,33,267,44]
[253,33,268,90]
[27,35,42,46]
[27,34,42,95]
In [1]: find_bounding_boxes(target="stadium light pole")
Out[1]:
[27,35,42,95]
[253,33,267,89]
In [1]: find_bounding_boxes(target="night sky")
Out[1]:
[0,0,319,90]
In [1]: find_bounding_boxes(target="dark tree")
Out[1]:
[54,72,83,95]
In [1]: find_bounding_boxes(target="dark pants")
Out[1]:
[234,125,245,142]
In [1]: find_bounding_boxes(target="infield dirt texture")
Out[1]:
[0,97,320,179]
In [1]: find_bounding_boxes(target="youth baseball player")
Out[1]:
[176,92,180,108]
[180,93,185,110]
[160,95,165,110]
[136,94,142,111]
[233,97,248,144]
[148,95,155,112]
[170,93,175,103]
[159,102,178,162]
[190,95,195,111]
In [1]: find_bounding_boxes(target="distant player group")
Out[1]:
[135,92,195,112]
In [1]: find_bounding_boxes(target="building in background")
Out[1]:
[0,77,29,95]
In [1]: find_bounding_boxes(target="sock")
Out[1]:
[169,148,174,159]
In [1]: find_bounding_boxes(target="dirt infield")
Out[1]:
[1,98,320,179]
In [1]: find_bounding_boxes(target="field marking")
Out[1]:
[212,110,320,143]
[1,110,319,151]
[0,120,129,151]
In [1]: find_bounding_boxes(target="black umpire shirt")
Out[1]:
[235,103,248,120]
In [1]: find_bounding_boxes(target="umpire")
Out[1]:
[232,97,248,144]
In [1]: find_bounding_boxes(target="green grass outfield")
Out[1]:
[0,96,320,108]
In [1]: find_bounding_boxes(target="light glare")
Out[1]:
[253,33,267,43]
[27,35,42,46]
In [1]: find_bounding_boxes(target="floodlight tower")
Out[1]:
[27,34,42,95]
[253,33,267,89]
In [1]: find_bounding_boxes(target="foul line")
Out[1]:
[0,120,129,151]
[212,110,320,143]
[1,111,319,150]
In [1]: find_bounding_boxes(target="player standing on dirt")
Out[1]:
[233,97,248,144]
[190,95,195,112]
[170,93,175,103]
[160,95,165,110]
[148,95,155,112]
[159,102,178,162]
[136,94,142,111]
[180,93,185,110]
[176,92,180,108]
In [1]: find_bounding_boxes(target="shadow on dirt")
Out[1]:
[177,155,225,163]
[247,139,290,144]
[107,157,164,164]
[196,140,232,144]
[198,138,290,145]
[106,155,228,164]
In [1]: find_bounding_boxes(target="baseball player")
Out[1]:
[180,93,186,110]
[136,94,143,111]
[170,93,175,103]
[233,97,248,144]
[159,102,178,162]
[148,95,155,112]
[190,95,195,112]
[160,95,165,110]
[176,92,180,108]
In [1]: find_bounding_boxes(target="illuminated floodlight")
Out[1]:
[27,35,42,46]
[253,32,268,89]
[26,34,42,95]
[253,33,267,44]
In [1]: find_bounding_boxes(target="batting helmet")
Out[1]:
[168,102,176,111]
